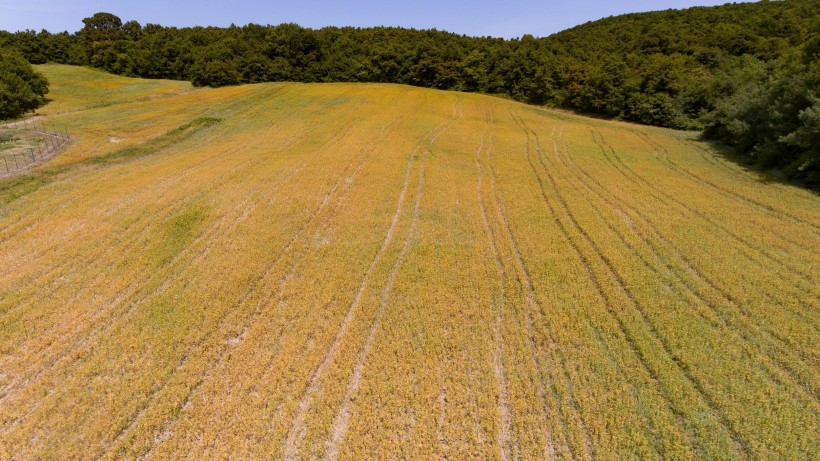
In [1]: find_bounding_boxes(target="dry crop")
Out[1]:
[0,65,817,460]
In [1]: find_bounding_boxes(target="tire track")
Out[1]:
[547,127,699,457]
[0,97,358,388]
[4,107,369,457]
[550,128,819,414]
[106,154,371,461]
[307,98,462,461]
[573,132,810,318]
[126,117,399,461]
[0,113,359,433]
[683,139,746,177]
[435,366,450,460]
[587,129,818,315]
[511,111,749,459]
[589,129,813,286]
[640,132,820,234]
[637,132,819,247]
[684,140,820,208]
[277,99,457,459]
[473,108,514,461]
[143,117,402,455]
[555,128,819,399]
[489,112,590,460]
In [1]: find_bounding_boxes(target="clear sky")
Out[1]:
[0,1,750,38]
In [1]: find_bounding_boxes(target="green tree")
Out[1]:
[80,12,124,67]
[0,50,49,120]
[705,38,820,188]
[80,12,124,42]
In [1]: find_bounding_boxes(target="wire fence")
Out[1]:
[0,119,70,178]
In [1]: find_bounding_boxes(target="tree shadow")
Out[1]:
[697,135,819,194]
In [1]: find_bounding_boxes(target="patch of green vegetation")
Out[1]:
[90,117,222,165]
[0,117,221,205]
[139,292,196,337]
[0,291,25,351]
[154,203,210,268]
[0,166,67,206]
[0,130,42,153]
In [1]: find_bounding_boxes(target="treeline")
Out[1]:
[1,1,818,186]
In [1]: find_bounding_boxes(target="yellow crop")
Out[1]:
[0,65,816,460]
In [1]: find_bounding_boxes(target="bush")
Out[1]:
[0,50,49,120]
[625,92,684,128]
[190,59,241,87]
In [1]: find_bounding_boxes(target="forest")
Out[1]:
[1,0,818,186]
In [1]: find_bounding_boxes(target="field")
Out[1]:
[0,65,817,460]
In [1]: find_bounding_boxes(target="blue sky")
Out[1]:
[0,1,749,38]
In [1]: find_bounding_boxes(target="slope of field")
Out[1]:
[0,65,817,460]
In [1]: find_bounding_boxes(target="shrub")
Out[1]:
[0,50,49,120]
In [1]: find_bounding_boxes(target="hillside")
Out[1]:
[3,1,818,186]
[2,1,816,124]
[0,66,818,459]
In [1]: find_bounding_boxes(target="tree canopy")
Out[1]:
[705,37,820,187]
[0,50,49,120]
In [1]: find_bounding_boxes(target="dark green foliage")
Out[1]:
[81,12,124,42]
[705,40,820,188]
[0,50,49,119]
[542,0,819,128]
[191,56,241,87]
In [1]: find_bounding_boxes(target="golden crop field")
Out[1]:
[0,65,817,460]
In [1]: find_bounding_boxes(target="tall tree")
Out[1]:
[0,50,49,120]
